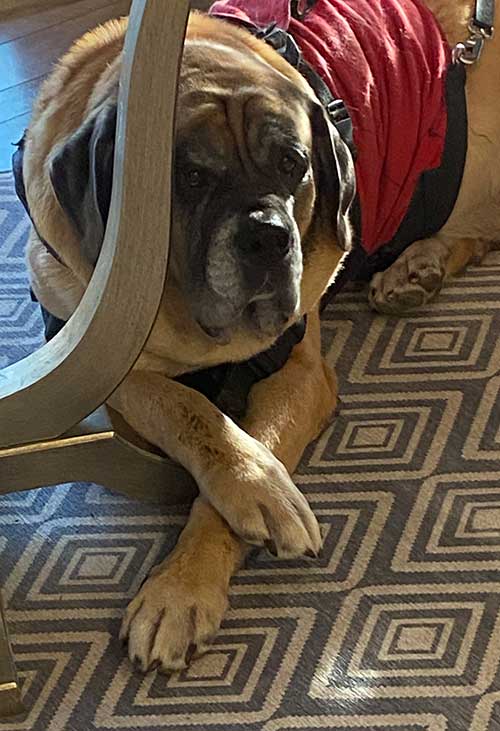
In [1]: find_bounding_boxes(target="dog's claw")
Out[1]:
[265,539,278,556]
[185,643,198,665]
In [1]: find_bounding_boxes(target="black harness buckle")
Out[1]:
[325,99,355,153]
[256,24,301,68]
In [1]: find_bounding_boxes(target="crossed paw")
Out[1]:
[121,558,228,673]
[121,438,322,673]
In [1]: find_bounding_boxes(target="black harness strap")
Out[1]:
[178,317,307,419]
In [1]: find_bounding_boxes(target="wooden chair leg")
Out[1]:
[0,406,197,504]
[0,594,23,720]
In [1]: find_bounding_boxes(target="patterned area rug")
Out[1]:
[2,167,500,731]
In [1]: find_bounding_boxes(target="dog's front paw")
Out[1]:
[121,559,228,674]
[200,440,322,559]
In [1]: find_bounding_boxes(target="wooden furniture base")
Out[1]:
[0,596,23,720]
[1,406,197,503]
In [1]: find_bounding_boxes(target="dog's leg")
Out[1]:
[368,236,491,314]
[110,368,323,558]
[121,495,245,672]
[243,307,337,471]
[119,308,336,673]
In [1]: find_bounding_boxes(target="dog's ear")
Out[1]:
[310,102,357,253]
[49,102,117,266]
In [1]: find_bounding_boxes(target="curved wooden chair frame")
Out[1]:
[0,0,197,717]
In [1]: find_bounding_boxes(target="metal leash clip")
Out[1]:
[453,9,495,65]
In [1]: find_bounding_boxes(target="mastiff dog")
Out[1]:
[15,0,498,672]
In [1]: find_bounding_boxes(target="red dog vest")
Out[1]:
[209,0,460,255]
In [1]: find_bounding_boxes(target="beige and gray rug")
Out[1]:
[2,168,500,730]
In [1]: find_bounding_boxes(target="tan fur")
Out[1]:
[22,1,500,672]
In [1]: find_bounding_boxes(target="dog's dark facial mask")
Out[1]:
[172,94,315,343]
[49,102,116,267]
[173,92,356,343]
[50,91,310,345]
[48,88,309,346]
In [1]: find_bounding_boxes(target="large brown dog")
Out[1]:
[22,1,499,673]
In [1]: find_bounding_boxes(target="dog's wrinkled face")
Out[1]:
[170,41,317,343]
[49,24,355,351]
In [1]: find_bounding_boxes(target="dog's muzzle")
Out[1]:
[197,205,302,340]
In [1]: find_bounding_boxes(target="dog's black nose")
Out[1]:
[238,210,292,258]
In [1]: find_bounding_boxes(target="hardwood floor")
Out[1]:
[0,0,212,173]
[0,0,131,172]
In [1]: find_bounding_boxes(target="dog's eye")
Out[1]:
[278,150,308,186]
[186,168,204,188]
[280,153,298,175]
